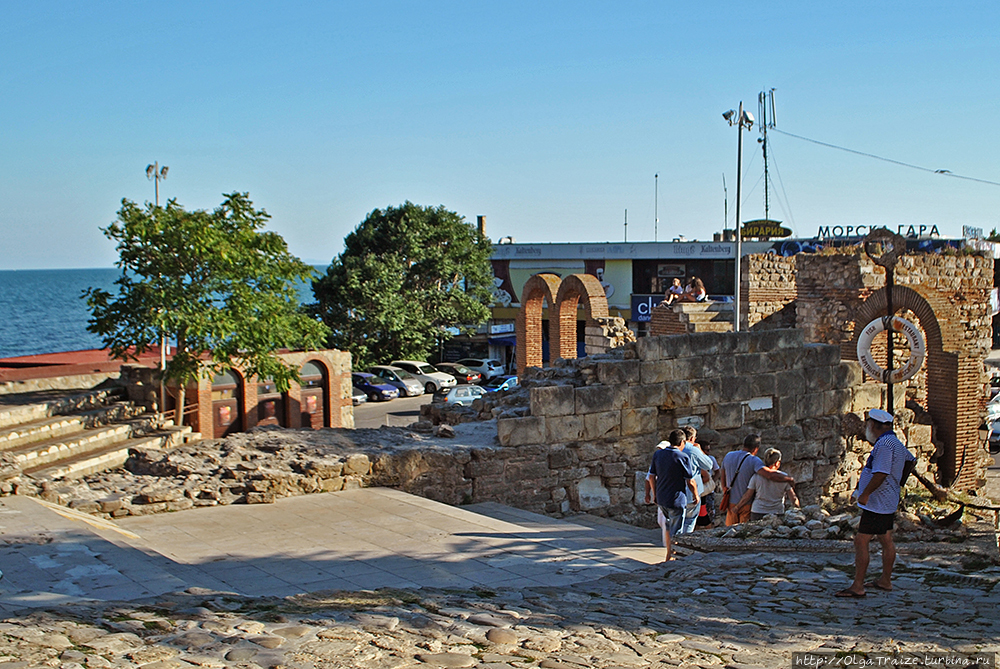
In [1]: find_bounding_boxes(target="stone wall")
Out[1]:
[474,329,936,526]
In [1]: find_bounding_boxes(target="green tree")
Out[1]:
[312,202,493,368]
[85,192,329,424]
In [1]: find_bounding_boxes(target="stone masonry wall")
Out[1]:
[479,329,911,527]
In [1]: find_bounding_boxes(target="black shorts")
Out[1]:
[858,509,895,535]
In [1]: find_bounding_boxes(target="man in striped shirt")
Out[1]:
[836,408,917,598]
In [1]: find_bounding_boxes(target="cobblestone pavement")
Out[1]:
[1,547,999,668]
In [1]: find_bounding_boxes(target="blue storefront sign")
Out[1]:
[630,294,661,322]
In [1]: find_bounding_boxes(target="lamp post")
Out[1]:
[146,162,169,420]
[723,103,754,332]
[146,162,168,207]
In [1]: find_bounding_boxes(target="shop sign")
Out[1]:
[816,224,940,239]
[964,225,984,240]
[631,294,662,322]
[490,323,515,334]
[741,219,791,238]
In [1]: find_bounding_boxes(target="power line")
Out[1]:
[770,128,1000,188]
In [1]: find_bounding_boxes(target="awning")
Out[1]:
[489,336,516,347]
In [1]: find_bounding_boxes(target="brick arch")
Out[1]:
[515,273,562,376]
[847,285,962,358]
[846,284,977,488]
[553,273,610,362]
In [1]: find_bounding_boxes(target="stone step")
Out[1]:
[0,387,124,430]
[6,414,161,471]
[680,311,735,324]
[24,425,191,482]
[672,302,734,314]
[686,322,734,333]
[0,402,143,453]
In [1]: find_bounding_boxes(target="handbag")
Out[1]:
[718,452,751,513]
[718,488,732,513]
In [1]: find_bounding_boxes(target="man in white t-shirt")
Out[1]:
[836,409,916,598]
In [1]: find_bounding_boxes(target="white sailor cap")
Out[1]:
[867,408,894,424]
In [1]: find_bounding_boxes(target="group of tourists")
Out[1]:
[645,408,918,598]
[661,276,708,306]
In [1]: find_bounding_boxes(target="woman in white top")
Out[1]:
[735,448,799,521]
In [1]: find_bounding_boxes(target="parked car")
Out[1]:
[435,362,483,385]
[351,372,399,402]
[456,358,504,379]
[481,375,518,393]
[432,385,488,407]
[369,365,425,397]
[391,360,457,394]
[351,386,368,406]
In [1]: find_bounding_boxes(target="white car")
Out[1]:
[391,360,457,394]
[456,358,504,379]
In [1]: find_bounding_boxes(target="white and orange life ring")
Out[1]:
[857,316,926,383]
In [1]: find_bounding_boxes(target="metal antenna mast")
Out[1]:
[654,173,659,241]
[758,89,776,220]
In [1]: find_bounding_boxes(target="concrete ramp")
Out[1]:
[0,489,665,614]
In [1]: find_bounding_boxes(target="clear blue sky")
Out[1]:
[2,1,998,269]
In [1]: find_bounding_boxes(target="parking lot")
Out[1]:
[352,393,432,429]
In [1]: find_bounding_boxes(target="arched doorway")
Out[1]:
[554,273,610,361]
[300,360,328,429]
[211,369,243,438]
[847,284,975,487]
[515,273,561,376]
[256,378,286,428]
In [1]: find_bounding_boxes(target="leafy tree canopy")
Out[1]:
[311,202,493,368]
[85,193,330,416]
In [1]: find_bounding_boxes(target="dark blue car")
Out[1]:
[352,372,399,402]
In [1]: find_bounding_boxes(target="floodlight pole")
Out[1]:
[147,161,169,421]
[725,102,753,332]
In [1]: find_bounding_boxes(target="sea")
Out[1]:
[0,268,323,359]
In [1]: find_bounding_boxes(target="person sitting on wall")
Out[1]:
[661,277,685,306]
[680,277,708,303]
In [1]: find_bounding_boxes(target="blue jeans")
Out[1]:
[679,500,700,534]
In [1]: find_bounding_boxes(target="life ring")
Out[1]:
[857,316,926,383]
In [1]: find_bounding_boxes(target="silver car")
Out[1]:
[456,358,504,379]
[369,365,425,397]
[432,385,488,407]
[391,360,457,394]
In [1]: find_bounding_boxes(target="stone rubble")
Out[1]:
[2,551,999,669]
[701,504,971,544]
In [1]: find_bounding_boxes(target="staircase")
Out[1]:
[0,387,195,485]
[650,302,735,335]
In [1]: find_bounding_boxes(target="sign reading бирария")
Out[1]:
[741,220,791,238]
